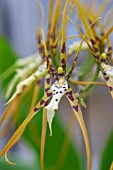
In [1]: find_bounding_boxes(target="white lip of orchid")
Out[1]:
[101,62,113,78]
[45,78,68,136]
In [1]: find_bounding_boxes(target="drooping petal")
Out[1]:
[46,79,68,135]
[60,1,68,73]
[66,85,91,170]
[40,29,59,80]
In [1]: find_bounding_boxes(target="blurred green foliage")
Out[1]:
[0,36,18,91]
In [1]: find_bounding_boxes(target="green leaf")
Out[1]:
[0,36,18,90]
[100,131,113,170]
[0,36,17,73]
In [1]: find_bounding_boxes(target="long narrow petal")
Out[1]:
[46,56,59,80]
[40,108,47,170]
[40,29,59,80]
[60,1,68,73]
[27,81,41,147]
[66,85,91,170]
[5,131,23,165]
[66,17,99,80]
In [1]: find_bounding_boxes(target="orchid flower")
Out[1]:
[0,1,91,170]
[2,1,112,170]
[72,0,113,99]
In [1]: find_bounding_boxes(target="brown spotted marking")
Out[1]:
[103,74,113,99]
[46,78,51,84]
[105,77,109,81]
[61,42,66,53]
[93,47,99,53]
[73,105,78,112]
[109,86,113,91]
[40,100,45,105]
[46,56,58,79]
[34,74,38,79]
[108,46,112,51]
[49,33,55,41]
[44,99,49,107]
[61,58,65,64]
[107,46,112,61]
[34,107,40,112]
[46,92,52,97]
[93,54,100,60]
[22,85,27,90]
[90,39,101,64]
[34,85,52,112]
[61,58,66,71]
[36,79,40,85]
[37,34,41,44]
[66,86,81,116]
[51,44,57,50]
[66,90,74,101]
[90,39,96,45]
[45,87,50,92]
